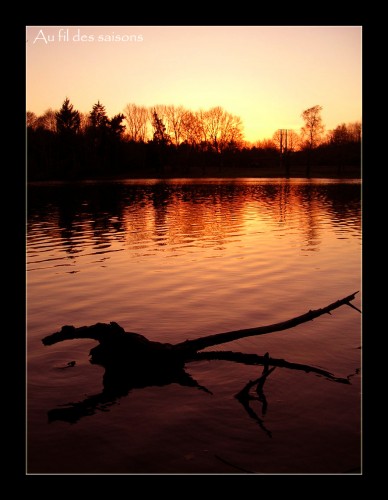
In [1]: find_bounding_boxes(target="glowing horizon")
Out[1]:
[26,26,362,143]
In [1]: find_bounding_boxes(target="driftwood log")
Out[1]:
[43,291,360,365]
[41,291,360,423]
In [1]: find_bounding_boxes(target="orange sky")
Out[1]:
[26,26,362,143]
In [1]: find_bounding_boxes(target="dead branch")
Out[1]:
[192,351,350,384]
[41,292,359,423]
[175,291,360,353]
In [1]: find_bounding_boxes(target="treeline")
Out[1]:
[26,99,361,180]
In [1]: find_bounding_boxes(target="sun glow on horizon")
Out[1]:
[26,26,362,142]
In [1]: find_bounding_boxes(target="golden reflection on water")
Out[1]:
[27,178,361,361]
[27,179,361,268]
[27,179,361,474]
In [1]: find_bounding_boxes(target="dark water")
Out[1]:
[27,178,361,474]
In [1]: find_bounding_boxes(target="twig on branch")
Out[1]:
[346,302,362,314]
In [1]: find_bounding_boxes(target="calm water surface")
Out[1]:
[27,178,362,474]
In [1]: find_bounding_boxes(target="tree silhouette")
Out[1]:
[26,111,38,130]
[26,97,361,180]
[55,98,80,135]
[301,105,324,176]
[53,98,81,177]
[109,113,126,138]
[78,112,91,134]
[86,101,112,173]
[148,110,171,174]
[151,109,171,145]
[89,101,109,129]
[326,121,362,174]
[180,110,202,146]
[328,122,361,145]
[36,108,57,133]
[164,105,186,146]
[124,103,149,142]
[272,130,300,177]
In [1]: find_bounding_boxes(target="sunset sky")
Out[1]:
[26,26,362,143]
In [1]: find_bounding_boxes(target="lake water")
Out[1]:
[26,178,362,475]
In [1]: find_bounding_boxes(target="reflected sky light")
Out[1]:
[27,179,361,272]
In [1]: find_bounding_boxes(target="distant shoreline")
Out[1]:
[27,165,361,183]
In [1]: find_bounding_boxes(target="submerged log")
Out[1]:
[41,292,360,423]
[42,322,181,372]
[42,292,360,369]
